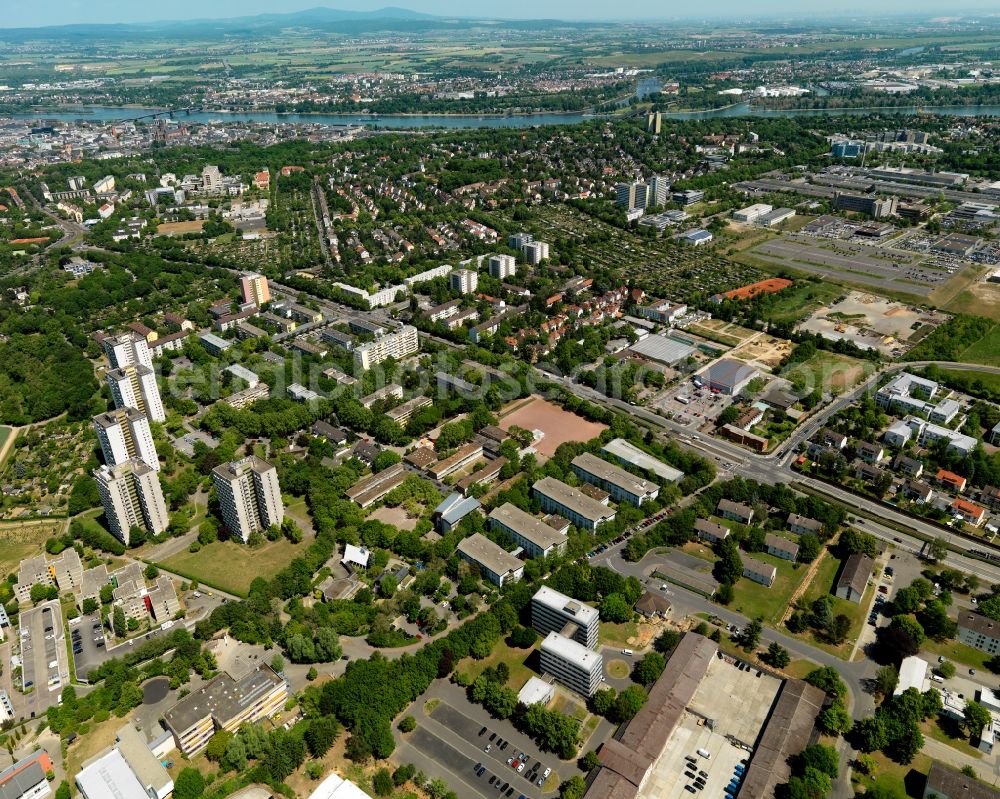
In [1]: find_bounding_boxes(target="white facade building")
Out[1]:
[212,456,284,543]
[93,408,159,472]
[94,460,169,544]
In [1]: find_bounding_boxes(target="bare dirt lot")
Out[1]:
[797,291,947,356]
[368,505,418,531]
[155,220,205,236]
[498,395,607,458]
[729,334,794,370]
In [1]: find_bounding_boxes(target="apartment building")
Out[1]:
[539,632,603,697]
[958,611,1000,655]
[353,326,419,370]
[225,384,269,409]
[717,498,754,525]
[239,273,270,307]
[488,254,517,279]
[212,456,284,543]
[94,460,169,545]
[531,586,599,648]
[600,438,684,483]
[345,463,408,508]
[15,548,83,604]
[765,534,799,562]
[742,556,777,587]
[532,477,616,533]
[489,503,568,558]
[163,665,288,756]
[456,533,524,587]
[787,514,822,536]
[449,269,478,295]
[93,408,159,472]
[571,452,658,506]
[105,364,166,423]
[102,332,154,372]
[385,395,432,426]
[428,443,483,481]
[694,518,729,544]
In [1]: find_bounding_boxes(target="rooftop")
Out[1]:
[541,631,603,669]
[163,665,284,735]
[533,477,616,524]
[601,438,684,483]
[456,533,522,579]
[491,504,568,552]
[533,585,599,626]
[572,452,658,498]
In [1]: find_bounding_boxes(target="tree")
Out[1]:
[599,593,631,623]
[82,597,99,615]
[764,642,790,669]
[797,534,821,564]
[715,539,743,585]
[398,715,416,733]
[559,775,586,799]
[380,575,397,598]
[306,717,339,758]
[205,730,233,762]
[271,654,285,673]
[798,744,839,779]
[579,750,600,772]
[818,701,852,736]
[935,660,956,679]
[805,666,847,700]
[113,606,127,638]
[613,685,648,722]
[373,768,394,796]
[653,629,681,653]
[964,700,992,739]
[589,688,616,717]
[509,626,538,648]
[928,537,948,563]
[632,652,666,686]
[737,619,762,652]
[875,664,899,697]
[174,768,205,799]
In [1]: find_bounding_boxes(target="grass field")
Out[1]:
[922,636,994,672]
[960,324,1000,367]
[783,350,876,396]
[731,552,806,626]
[0,519,62,579]
[789,549,871,659]
[757,281,842,325]
[159,537,307,596]
[851,750,932,798]
[456,639,535,689]
[0,425,15,471]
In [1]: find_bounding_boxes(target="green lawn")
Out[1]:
[924,716,983,759]
[851,751,931,798]
[789,549,871,659]
[730,552,807,626]
[922,636,993,672]
[783,350,876,396]
[960,325,1000,367]
[457,639,536,690]
[599,620,640,648]
[750,281,841,325]
[159,537,308,597]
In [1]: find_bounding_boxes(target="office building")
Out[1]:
[532,477,616,532]
[650,176,671,206]
[164,664,288,756]
[733,203,773,223]
[489,503,568,558]
[672,189,704,205]
[353,326,419,370]
[832,192,898,219]
[571,452,659,506]
[488,254,517,279]
[94,460,169,545]
[449,269,478,295]
[103,332,154,371]
[76,725,172,799]
[0,751,54,799]
[531,586,599,648]
[239,272,271,306]
[540,632,603,697]
[456,533,524,587]
[213,456,284,543]
[106,364,165,423]
[93,408,159,472]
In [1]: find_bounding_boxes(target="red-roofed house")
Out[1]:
[936,469,967,494]
[952,498,986,527]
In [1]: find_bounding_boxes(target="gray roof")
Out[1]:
[765,533,800,556]
[572,452,658,499]
[837,553,873,596]
[491,504,567,551]
[456,533,522,579]
[925,761,1000,799]
[627,334,696,365]
[700,358,758,390]
[0,762,46,799]
[163,665,284,735]
[533,477,616,524]
[434,492,481,525]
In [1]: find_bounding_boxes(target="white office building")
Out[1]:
[539,632,603,697]
[353,325,419,370]
[212,456,284,543]
[531,586,600,648]
[93,408,159,472]
[94,460,169,545]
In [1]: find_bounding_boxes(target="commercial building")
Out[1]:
[673,189,705,205]
[835,553,873,603]
[957,611,1000,655]
[212,456,284,543]
[239,272,270,307]
[489,254,517,279]
[94,460,169,545]
[489,503,568,558]
[93,408,159,472]
[456,533,524,587]
[833,192,898,219]
[531,586,599,648]
[681,229,713,246]
[353,326,419,370]
[307,773,373,799]
[532,477,617,533]
[163,664,288,756]
[696,359,759,396]
[733,203,773,223]
[76,725,172,799]
[742,556,777,587]
[106,364,166,423]
[571,452,659,506]
[0,751,54,799]
[876,372,939,414]
[895,655,928,697]
[759,207,796,227]
[539,632,603,697]
[449,268,478,295]
[601,438,683,483]
[627,334,696,366]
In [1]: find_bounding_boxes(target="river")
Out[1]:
[9,103,1000,129]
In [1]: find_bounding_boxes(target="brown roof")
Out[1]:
[837,553,873,596]
[738,680,825,799]
[634,592,671,616]
[925,761,1000,799]
[959,611,1000,640]
[404,447,437,469]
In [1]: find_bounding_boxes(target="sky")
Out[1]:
[4,0,1000,27]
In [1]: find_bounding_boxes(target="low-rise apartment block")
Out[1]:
[456,533,524,587]
[346,463,407,508]
[765,534,799,562]
[717,498,754,525]
[958,611,1000,655]
[532,477,616,533]
[353,326,419,370]
[489,503,568,559]
[742,556,777,587]
[570,452,658,506]
[428,443,483,481]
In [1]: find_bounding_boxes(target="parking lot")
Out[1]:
[69,612,108,682]
[397,682,566,799]
[654,380,732,429]
[19,600,69,718]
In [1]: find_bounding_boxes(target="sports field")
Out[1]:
[498,395,606,458]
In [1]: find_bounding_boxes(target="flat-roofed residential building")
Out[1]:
[540,632,603,697]
[743,555,777,587]
[95,460,169,545]
[346,463,408,509]
[287,383,320,403]
[103,332,154,371]
[15,548,83,603]
[321,329,356,351]
[212,456,284,543]
[146,576,181,622]
[197,332,232,357]
[490,503,568,558]
[601,438,684,483]
[163,665,288,756]
[353,326,419,370]
[489,254,517,279]
[717,498,754,524]
[433,492,481,534]
[360,383,404,408]
[571,452,658,505]
[225,383,269,409]
[106,364,165,423]
[456,533,523,587]
[93,408,159,472]
[765,534,800,561]
[0,750,54,799]
[428,442,483,480]
[449,268,478,295]
[532,477,616,533]
[385,395,432,426]
[531,586,599,648]
[290,339,328,359]
[457,457,507,495]
[694,518,729,544]
[239,272,270,307]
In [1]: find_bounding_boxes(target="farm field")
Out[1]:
[0,518,63,578]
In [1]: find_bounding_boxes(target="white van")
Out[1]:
[930,674,945,683]
[696,749,711,759]
[622,649,634,656]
